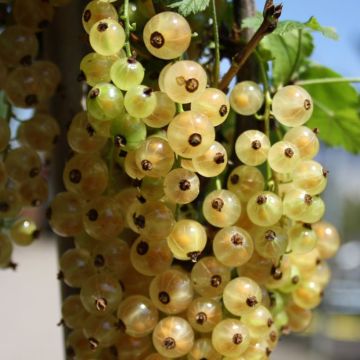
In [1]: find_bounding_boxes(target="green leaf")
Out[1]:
[304,16,339,40]
[168,0,210,16]
[260,29,314,85]
[242,14,338,40]
[241,13,262,29]
[302,66,360,153]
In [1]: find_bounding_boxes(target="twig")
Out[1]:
[219,0,282,91]
[122,0,134,57]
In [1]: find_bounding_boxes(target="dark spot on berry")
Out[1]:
[219,104,228,117]
[231,233,243,246]
[137,195,146,204]
[251,139,261,150]
[185,78,199,93]
[88,337,99,350]
[304,99,311,110]
[141,159,153,171]
[133,213,145,229]
[211,197,224,211]
[269,330,277,342]
[83,9,91,22]
[94,254,105,267]
[97,22,108,32]
[114,134,127,147]
[230,174,239,184]
[271,265,283,280]
[195,312,207,325]
[87,209,98,221]
[322,168,329,178]
[246,296,258,307]
[95,297,107,312]
[158,291,170,304]
[256,194,267,205]
[265,229,276,241]
[284,147,294,158]
[136,241,149,255]
[150,31,165,48]
[143,87,153,96]
[86,124,95,136]
[179,179,191,191]
[89,88,100,99]
[188,133,202,146]
[304,194,313,205]
[292,275,300,284]
[210,274,222,288]
[214,152,225,164]
[267,318,274,327]
[187,251,201,262]
[232,333,243,345]
[163,337,176,350]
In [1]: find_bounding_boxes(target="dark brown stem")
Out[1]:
[219,0,282,91]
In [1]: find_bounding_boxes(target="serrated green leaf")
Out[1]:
[302,66,360,153]
[261,30,314,85]
[168,0,210,16]
[242,14,338,40]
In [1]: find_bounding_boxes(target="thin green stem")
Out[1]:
[255,50,270,93]
[123,0,133,57]
[210,0,220,87]
[296,77,360,86]
[264,91,274,190]
[215,177,222,190]
[176,103,184,114]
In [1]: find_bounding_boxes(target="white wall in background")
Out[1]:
[0,237,64,360]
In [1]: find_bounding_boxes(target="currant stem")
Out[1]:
[176,103,184,114]
[219,0,282,91]
[210,0,221,87]
[296,77,360,86]
[255,50,269,93]
[215,177,222,190]
[264,91,274,190]
[123,0,133,57]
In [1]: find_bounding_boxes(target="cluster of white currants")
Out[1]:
[51,2,341,360]
[0,0,70,269]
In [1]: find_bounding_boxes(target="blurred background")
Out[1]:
[0,0,359,359]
